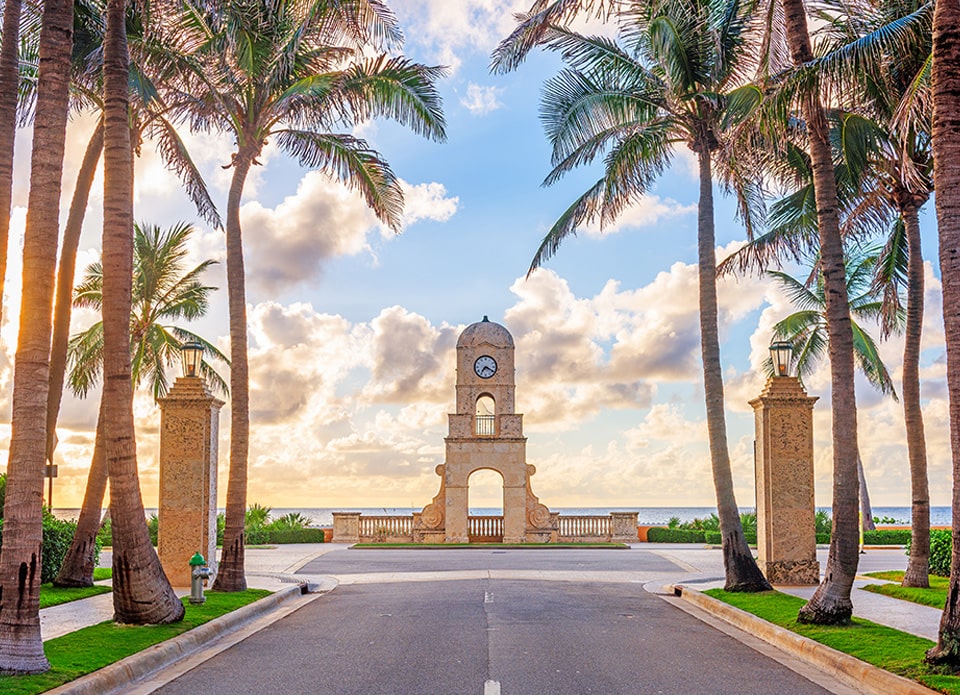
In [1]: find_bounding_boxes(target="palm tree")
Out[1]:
[44,0,222,498]
[100,0,182,625]
[169,0,447,591]
[767,250,899,397]
[807,0,934,588]
[492,0,771,591]
[779,0,862,626]
[54,221,228,588]
[926,0,960,668]
[0,0,22,334]
[0,0,72,673]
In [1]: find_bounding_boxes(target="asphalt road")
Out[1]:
[153,549,840,695]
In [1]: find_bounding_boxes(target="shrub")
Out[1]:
[704,531,721,545]
[217,512,225,545]
[0,513,97,583]
[265,528,325,544]
[739,512,757,536]
[863,529,911,545]
[816,533,830,544]
[814,510,832,535]
[97,516,112,547]
[268,512,312,531]
[245,503,271,531]
[147,514,159,546]
[929,529,952,577]
[646,528,706,543]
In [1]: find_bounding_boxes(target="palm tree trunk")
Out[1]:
[782,0,860,625]
[211,148,256,592]
[0,0,73,673]
[102,0,182,625]
[926,0,960,665]
[0,0,22,333]
[45,120,104,469]
[53,398,108,588]
[900,200,930,589]
[858,456,875,532]
[697,147,770,592]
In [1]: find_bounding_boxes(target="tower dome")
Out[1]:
[457,315,514,349]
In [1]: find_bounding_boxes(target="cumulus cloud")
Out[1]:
[582,195,696,236]
[460,83,504,115]
[240,172,458,293]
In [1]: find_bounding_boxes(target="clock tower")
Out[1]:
[415,316,554,543]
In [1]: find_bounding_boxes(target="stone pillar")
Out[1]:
[750,377,820,585]
[157,377,223,587]
[610,511,639,543]
[332,512,361,543]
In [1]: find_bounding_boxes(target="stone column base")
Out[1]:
[764,559,821,585]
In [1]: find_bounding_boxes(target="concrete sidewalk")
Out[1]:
[40,543,346,640]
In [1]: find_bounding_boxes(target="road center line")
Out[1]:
[484,679,501,695]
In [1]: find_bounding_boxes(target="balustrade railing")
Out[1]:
[468,515,504,542]
[475,415,496,436]
[558,515,610,539]
[359,515,414,540]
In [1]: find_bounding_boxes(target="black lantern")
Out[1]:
[180,341,204,378]
[769,340,793,378]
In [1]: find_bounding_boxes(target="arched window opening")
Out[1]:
[476,394,495,436]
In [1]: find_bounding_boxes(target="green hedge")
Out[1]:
[816,533,830,544]
[929,529,952,577]
[705,531,721,545]
[0,514,99,584]
[264,528,325,544]
[647,528,706,543]
[863,529,911,545]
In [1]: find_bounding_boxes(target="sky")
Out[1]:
[0,0,951,513]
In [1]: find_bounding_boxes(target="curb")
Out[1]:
[46,584,306,695]
[672,584,938,695]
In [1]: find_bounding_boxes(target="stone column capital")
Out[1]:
[157,377,225,410]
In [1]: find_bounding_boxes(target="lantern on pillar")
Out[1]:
[180,341,204,378]
[769,341,793,378]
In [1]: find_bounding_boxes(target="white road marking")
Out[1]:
[484,679,501,695]
[484,591,494,603]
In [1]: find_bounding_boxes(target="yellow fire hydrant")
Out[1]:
[189,552,212,605]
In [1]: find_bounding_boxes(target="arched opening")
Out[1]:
[476,394,496,436]
[468,468,504,542]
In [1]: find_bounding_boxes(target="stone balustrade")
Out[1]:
[332,511,639,544]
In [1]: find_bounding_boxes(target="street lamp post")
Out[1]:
[748,339,820,585]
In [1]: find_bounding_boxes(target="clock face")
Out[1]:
[474,355,498,379]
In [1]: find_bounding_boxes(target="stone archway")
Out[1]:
[467,468,504,542]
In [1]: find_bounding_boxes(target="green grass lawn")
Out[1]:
[1,590,271,695]
[705,589,960,694]
[862,571,949,609]
[37,568,115,609]
[39,584,111,610]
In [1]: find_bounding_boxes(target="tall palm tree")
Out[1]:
[44,0,222,495]
[926,0,960,667]
[101,0,182,625]
[0,0,22,334]
[492,0,771,591]
[0,0,72,673]
[169,0,447,591]
[780,0,862,625]
[807,0,934,588]
[54,221,228,588]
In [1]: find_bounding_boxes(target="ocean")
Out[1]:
[52,506,952,527]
